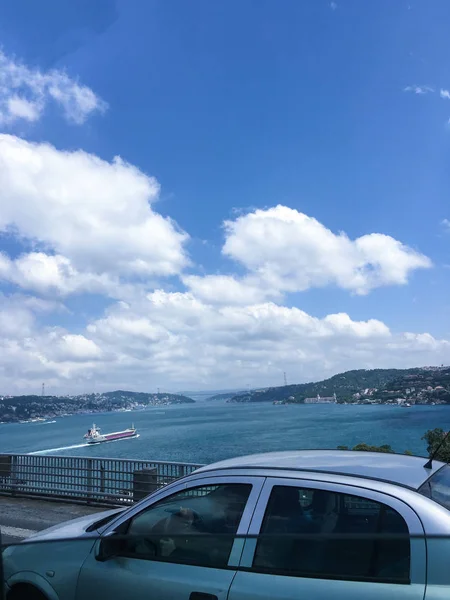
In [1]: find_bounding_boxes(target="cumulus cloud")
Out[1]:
[0,294,108,392]
[440,89,450,100]
[220,206,431,297]
[182,274,280,305]
[0,49,107,126]
[79,292,448,391]
[442,218,450,231]
[0,252,144,299]
[0,135,189,296]
[52,334,103,362]
[0,289,447,393]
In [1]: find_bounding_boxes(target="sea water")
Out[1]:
[1,401,448,465]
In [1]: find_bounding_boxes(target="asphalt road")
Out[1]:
[0,496,107,546]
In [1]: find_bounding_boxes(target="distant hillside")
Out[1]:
[228,367,450,404]
[0,390,195,423]
[103,390,195,404]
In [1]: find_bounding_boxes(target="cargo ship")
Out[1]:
[84,423,137,444]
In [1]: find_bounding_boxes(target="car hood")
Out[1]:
[24,507,125,542]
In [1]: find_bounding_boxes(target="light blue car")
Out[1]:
[4,450,450,600]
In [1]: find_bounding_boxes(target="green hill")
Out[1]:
[228,366,450,404]
[0,390,195,422]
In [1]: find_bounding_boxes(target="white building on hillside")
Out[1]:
[304,393,337,404]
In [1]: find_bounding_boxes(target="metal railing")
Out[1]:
[0,454,203,506]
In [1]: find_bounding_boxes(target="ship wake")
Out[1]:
[29,443,90,455]
[29,434,140,455]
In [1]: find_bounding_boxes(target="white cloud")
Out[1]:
[440,89,450,100]
[182,274,280,305]
[0,295,37,339]
[0,294,108,391]
[79,292,448,391]
[442,218,450,231]
[53,334,103,362]
[0,49,107,126]
[221,205,431,296]
[0,288,447,393]
[0,251,142,299]
[7,96,40,122]
[0,135,189,295]
[404,85,434,95]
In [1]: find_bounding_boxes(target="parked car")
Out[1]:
[4,450,450,600]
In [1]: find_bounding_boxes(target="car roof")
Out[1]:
[195,450,446,490]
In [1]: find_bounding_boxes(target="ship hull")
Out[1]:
[86,430,137,444]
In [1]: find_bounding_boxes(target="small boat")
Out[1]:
[84,423,137,444]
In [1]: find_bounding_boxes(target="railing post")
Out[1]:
[86,458,93,503]
[100,463,105,494]
[10,455,16,497]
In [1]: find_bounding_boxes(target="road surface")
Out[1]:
[0,496,108,546]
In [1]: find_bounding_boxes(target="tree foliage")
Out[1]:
[337,443,394,453]
[338,429,450,459]
[422,428,450,463]
[352,443,394,453]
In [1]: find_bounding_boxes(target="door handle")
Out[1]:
[189,593,218,600]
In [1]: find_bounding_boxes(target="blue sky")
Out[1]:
[0,0,449,394]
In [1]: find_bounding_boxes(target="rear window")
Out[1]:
[419,465,450,511]
[253,485,410,583]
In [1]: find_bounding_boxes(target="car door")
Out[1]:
[76,475,264,600]
[229,478,426,600]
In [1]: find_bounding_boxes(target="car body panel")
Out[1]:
[77,553,239,600]
[3,510,123,600]
[6,571,59,600]
[4,540,96,600]
[228,571,427,600]
[24,508,124,543]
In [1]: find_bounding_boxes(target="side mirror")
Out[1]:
[96,531,122,562]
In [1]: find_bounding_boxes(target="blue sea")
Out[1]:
[0,402,448,465]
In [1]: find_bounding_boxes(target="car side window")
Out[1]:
[122,483,252,568]
[252,485,410,584]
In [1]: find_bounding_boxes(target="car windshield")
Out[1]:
[419,465,450,511]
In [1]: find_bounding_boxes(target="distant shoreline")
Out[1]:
[0,390,195,424]
[0,402,188,425]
